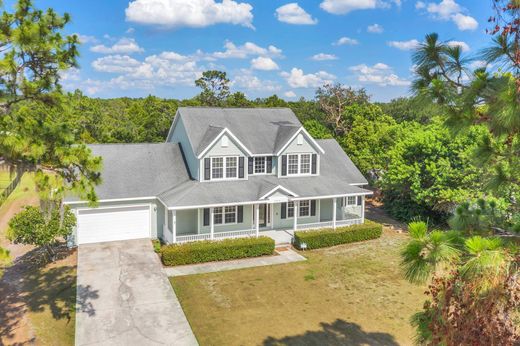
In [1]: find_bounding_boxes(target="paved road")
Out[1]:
[75,239,198,346]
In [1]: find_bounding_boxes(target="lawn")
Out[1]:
[171,229,425,346]
[0,173,77,346]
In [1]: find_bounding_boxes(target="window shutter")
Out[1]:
[310,200,316,216]
[204,158,211,180]
[311,154,317,174]
[339,197,343,207]
[266,156,273,173]
[248,157,254,174]
[237,206,243,223]
[239,157,245,178]
[281,155,287,176]
[357,196,362,205]
[203,208,210,226]
[281,202,286,219]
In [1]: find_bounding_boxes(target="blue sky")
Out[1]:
[31,0,488,101]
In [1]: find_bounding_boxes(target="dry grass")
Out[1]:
[171,229,425,346]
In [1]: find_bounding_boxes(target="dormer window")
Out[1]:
[285,153,314,176]
[211,156,238,179]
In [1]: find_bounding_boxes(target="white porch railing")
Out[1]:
[213,229,256,240]
[175,228,256,244]
[296,218,362,231]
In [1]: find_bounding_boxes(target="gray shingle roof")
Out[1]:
[177,107,302,155]
[65,137,369,207]
[64,143,191,202]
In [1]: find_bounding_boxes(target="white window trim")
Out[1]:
[254,156,267,175]
[210,156,240,180]
[286,153,313,177]
[299,200,311,217]
[344,196,357,206]
[286,200,312,218]
[213,206,238,225]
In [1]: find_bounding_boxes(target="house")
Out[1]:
[64,107,372,245]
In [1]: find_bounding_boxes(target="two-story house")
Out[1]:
[64,107,372,245]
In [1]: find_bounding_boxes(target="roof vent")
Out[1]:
[221,135,229,147]
[297,133,303,145]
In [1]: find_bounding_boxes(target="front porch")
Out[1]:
[162,195,366,245]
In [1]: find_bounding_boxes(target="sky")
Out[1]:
[28,0,489,101]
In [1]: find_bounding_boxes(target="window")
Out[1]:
[213,206,237,224]
[214,207,223,224]
[254,157,266,174]
[211,156,239,179]
[226,157,237,178]
[288,154,299,175]
[287,201,294,218]
[300,154,310,174]
[211,157,223,179]
[299,200,310,217]
[224,206,237,223]
[286,153,313,176]
[345,196,357,206]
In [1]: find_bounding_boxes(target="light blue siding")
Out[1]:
[198,205,253,234]
[177,209,198,235]
[279,132,318,155]
[169,115,199,179]
[320,198,333,221]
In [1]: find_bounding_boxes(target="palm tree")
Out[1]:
[401,221,519,344]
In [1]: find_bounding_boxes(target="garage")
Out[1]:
[76,205,151,244]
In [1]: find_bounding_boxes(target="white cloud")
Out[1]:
[125,0,254,29]
[210,41,282,59]
[284,91,297,98]
[91,38,144,54]
[251,56,279,70]
[75,34,98,44]
[320,0,379,14]
[333,36,359,45]
[61,68,81,82]
[92,55,142,73]
[367,23,384,33]
[387,39,420,50]
[126,27,135,34]
[275,3,317,25]
[447,40,470,52]
[234,70,281,91]
[311,53,338,61]
[281,68,336,88]
[451,13,478,31]
[349,63,410,86]
[418,0,478,31]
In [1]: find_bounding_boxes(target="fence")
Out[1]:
[0,163,23,202]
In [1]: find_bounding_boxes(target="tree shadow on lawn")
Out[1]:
[263,319,399,346]
[0,246,99,344]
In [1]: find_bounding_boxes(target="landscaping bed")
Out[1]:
[160,236,275,266]
[294,221,383,250]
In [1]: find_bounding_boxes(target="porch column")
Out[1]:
[255,204,259,237]
[332,198,337,230]
[361,196,365,223]
[210,207,214,240]
[172,210,177,243]
[163,209,169,240]
[293,201,299,232]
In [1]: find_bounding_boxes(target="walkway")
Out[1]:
[76,239,198,346]
[261,229,294,245]
[164,248,306,277]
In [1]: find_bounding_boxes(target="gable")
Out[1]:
[201,131,250,158]
[278,129,324,156]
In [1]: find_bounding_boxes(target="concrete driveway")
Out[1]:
[75,239,198,346]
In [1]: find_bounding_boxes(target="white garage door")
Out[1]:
[77,205,151,244]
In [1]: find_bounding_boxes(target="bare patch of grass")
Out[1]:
[171,231,424,346]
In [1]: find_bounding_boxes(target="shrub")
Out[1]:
[294,221,383,250]
[160,236,275,266]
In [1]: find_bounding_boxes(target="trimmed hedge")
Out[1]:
[294,221,383,250]
[160,236,275,266]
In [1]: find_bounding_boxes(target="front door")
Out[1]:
[259,204,271,227]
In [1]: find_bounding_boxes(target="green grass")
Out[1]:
[171,230,425,346]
